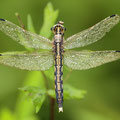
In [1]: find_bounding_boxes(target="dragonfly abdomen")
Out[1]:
[54,42,63,112]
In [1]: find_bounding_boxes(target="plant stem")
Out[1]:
[50,97,55,120]
[41,71,55,120]
[41,71,49,89]
[15,12,25,29]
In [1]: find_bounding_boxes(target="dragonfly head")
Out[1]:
[51,21,66,35]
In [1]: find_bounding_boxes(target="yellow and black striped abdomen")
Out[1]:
[54,42,63,112]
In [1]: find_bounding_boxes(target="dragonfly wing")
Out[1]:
[0,51,54,70]
[64,14,120,49]
[0,19,52,49]
[64,50,120,70]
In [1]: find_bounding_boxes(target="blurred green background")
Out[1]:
[0,0,120,120]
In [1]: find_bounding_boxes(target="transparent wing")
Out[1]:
[0,51,54,70]
[0,19,52,49]
[64,50,120,70]
[64,14,120,49]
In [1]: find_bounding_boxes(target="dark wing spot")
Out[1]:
[116,51,120,52]
[110,14,116,18]
[0,18,5,21]
[0,54,2,56]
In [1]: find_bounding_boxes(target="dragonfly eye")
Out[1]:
[60,27,66,34]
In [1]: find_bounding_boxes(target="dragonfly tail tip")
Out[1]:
[59,107,63,112]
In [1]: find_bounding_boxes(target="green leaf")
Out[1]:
[44,66,54,84]
[23,71,45,87]
[27,14,36,33]
[26,14,36,51]
[64,84,86,99]
[40,2,59,38]
[19,86,46,113]
[15,71,44,120]
[34,94,46,113]
[47,89,55,98]
[47,84,86,100]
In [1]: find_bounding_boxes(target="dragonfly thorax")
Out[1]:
[51,21,66,35]
[54,34,63,42]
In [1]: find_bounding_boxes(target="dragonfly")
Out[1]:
[0,14,120,112]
